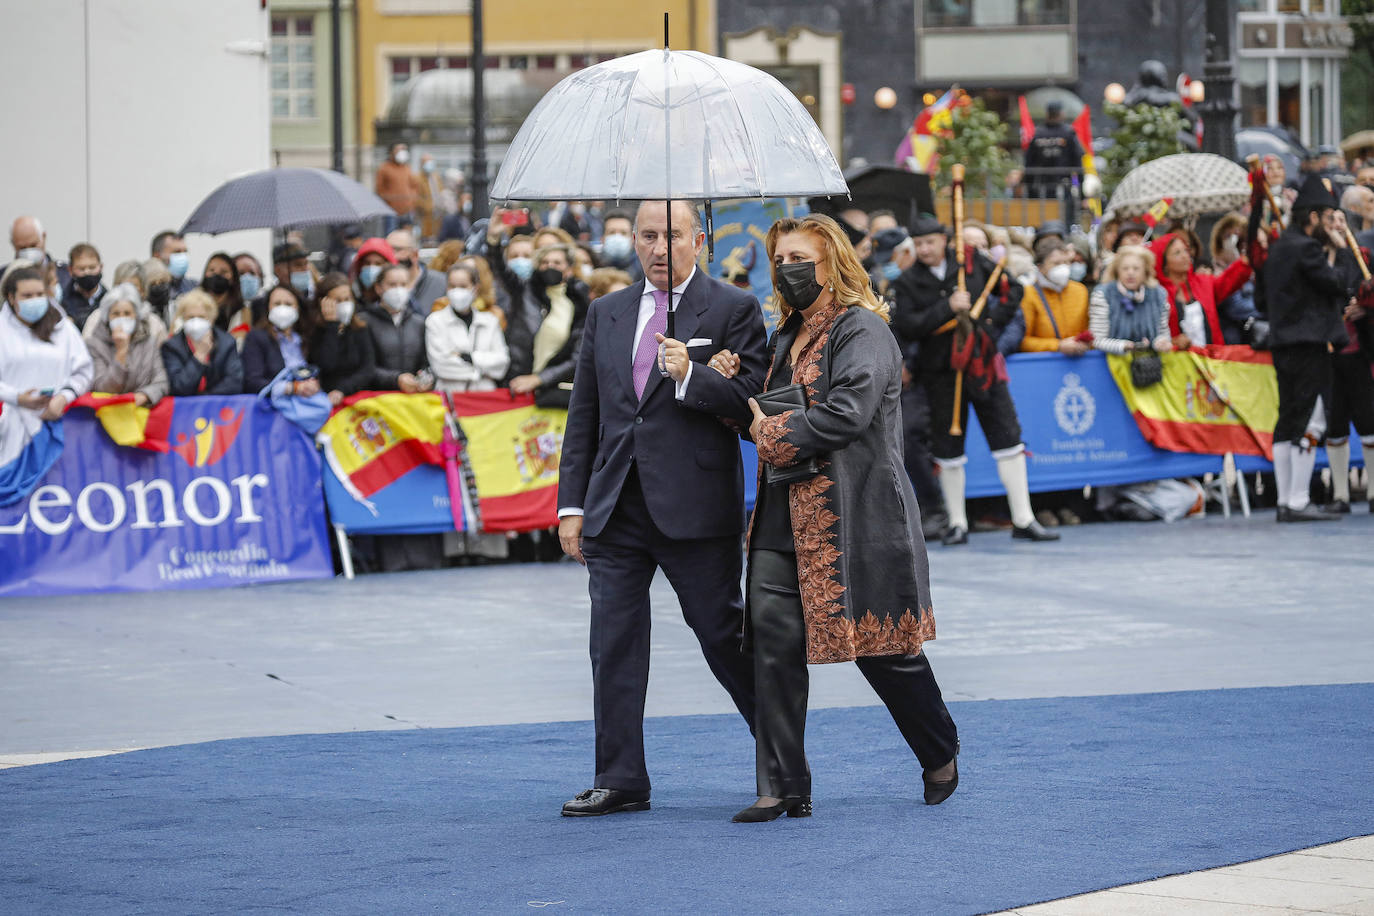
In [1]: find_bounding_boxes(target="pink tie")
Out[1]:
[633,288,669,398]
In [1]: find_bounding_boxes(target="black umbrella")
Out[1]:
[808,165,935,232]
[180,167,393,235]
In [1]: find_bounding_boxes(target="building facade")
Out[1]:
[1236,0,1353,147]
[268,1,359,171]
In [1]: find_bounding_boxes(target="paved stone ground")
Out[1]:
[2,508,1371,913]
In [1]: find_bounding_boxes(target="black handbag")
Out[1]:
[1129,346,1163,388]
[753,383,821,486]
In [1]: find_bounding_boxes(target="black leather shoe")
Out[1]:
[1011,519,1060,541]
[561,788,651,817]
[941,525,968,546]
[1278,503,1342,522]
[731,796,812,823]
[1275,506,1291,523]
[1328,499,1351,514]
[923,760,958,806]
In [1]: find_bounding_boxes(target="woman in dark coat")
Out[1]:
[503,243,588,407]
[309,272,376,404]
[731,214,958,822]
[240,284,315,394]
[162,289,244,396]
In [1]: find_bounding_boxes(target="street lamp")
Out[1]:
[1104,83,1126,105]
[1189,80,1206,103]
[1197,0,1238,160]
[874,87,898,110]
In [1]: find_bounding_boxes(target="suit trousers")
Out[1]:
[747,549,959,799]
[581,465,756,792]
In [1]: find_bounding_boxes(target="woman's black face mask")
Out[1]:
[777,261,824,311]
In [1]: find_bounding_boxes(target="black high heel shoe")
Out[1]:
[923,758,958,805]
[731,796,813,823]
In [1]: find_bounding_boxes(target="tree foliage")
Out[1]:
[936,99,1014,193]
[1100,101,1189,198]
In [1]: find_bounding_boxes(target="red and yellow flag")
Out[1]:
[317,392,446,500]
[1141,197,1175,230]
[1107,346,1276,458]
[69,392,174,452]
[449,390,566,533]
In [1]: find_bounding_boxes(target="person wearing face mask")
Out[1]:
[504,244,589,408]
[139,257,177,328]
[892,215,1055,545]
[598,210,643,282]
[362,263,431,394]
[1207,213,1265,345]
[730,213,959,821]
[348,237,399,309]
[375,142,421,235]
[385,228,447,314]
[559,201,594,241]
[0,267,93,454]
[1088,245,1174,356]
[151,230,197,296]
[1263,175,1353,522]
[1018,239,1091,354]
[200,252,252,344]
[85,284,169,407]
[59,243,106,330]
[161,290,244,396]
[241,285,316,394]
[868,226,911,300]
[425,264,509,393]
[234,252,266,305]
[308,273,376,406]
[1150,229,1251,351]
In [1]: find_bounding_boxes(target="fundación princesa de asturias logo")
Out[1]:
[171,407,245,467]
[1054,373,1096,436]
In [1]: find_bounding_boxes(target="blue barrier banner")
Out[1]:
[708,199,807,335]
[322,463,455,534]
[0,396,332,597]
[952,351,1227,497]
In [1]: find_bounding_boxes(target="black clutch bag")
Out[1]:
[754,383,821,486]
[1129,347,1163,388]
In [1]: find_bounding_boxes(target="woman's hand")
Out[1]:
[509,374,541,394]
[295,377,321,398]
[1171,333,1192,351]
[706,348,740,379]
[18,389,50,411]
[329,389,345,407]
[747,397,766,442]
[190,334,213,364]
[133,392,150,407]
[39,392,69,421]
[397,372,421,393]
[1058,337,1089,356]
[1122,341,1136,352]
[653,334,691,383]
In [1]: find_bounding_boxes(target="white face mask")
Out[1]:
[334,300,354,325]
[268,304,299,330]
[1045,263,1072,289]
[109,316,137,336]
[394,149,410,165]
[382,287,410,312]
[182,316,212,340]
[448,287,475,313]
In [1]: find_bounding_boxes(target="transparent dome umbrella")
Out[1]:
[490,45,849,336]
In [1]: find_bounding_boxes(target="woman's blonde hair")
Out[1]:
[588,267,633,300]
[429,240,467,274]
[172,288,217,327]
[1100,244,1157,285]
[765,214,889,323]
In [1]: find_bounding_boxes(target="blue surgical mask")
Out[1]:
[291,270,313,294]
[16,295,49,323]
[1068,262,1087,282]
[167,251,189,279]
[239,274,261,300]
[508,256,534,281]
[882,261,902,281]
[359,264,383,288]
[601,234,633,263]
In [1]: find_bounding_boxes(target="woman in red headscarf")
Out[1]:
[1150,232,1252,349]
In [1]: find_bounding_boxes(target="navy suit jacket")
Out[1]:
[558,269,768,540]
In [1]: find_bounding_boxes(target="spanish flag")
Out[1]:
[316,392,446,503]
[448,391,567,533]
[1107,346,1276,459]
[69,392,174,453]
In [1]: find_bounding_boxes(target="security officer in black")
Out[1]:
[1263,174,1348,522]
[892,214,1057,545]
[1024,101,1084,202]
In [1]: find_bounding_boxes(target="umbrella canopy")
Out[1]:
[489,48,848,202]
[1236,127,1304,180]
[1341,129,1374,157]
[1105,153,1250,220]
[181,167,393,235]
[808,165,934,229]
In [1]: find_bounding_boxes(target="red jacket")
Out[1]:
[1150,233,1252,345]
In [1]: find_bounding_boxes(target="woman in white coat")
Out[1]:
[426,263,510,392]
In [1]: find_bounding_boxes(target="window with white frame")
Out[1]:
[271,15,317,119]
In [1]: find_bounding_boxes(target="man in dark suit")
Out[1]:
[556,199,768,816]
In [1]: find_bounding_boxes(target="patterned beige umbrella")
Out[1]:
[1105,153,1250,220]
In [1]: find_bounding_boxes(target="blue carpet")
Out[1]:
[2,684,1372,915]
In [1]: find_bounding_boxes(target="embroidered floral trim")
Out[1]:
[754,411,799,467]
[806,608,936,664]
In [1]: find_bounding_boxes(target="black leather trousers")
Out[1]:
[747,549,960,799]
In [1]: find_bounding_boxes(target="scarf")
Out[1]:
[1105,282,1167,344]
[531,283,574,374]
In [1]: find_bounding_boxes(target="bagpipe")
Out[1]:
[1244,154,1284,271]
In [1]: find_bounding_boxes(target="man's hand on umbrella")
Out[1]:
[654,333,691,382]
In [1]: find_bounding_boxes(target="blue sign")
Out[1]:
[709,199,808,335]
[322,463,456,534]
[0,397,332,597]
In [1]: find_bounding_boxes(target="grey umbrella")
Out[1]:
[180,167,393,235]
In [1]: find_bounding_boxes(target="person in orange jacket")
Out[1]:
[1019,238,1091,354]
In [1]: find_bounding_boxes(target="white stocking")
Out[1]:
[994,449,1035,528]
[1272,441,1293,510]
[937,461,968,532]
[1327,439,1351,503]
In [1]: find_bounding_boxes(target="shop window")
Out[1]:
[1238,58,1269,127]
[1277,58,1301,133]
